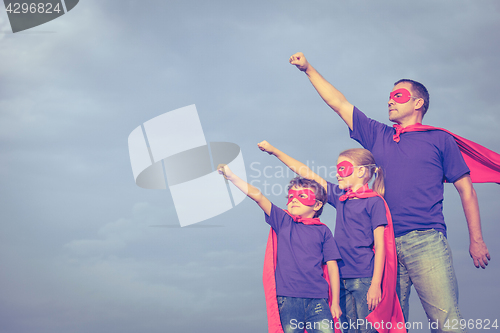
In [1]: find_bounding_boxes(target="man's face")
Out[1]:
[388,82,421,124]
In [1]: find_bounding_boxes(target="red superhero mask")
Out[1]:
[337,160,354,177]
[286,188,317,206]
[389,88,413,104]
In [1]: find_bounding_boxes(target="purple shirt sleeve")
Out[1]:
[326,182,341,208]
[323,230,342,263]
[265,203,288,233]
[442,134,470,183]
[349,106,390,150]
[370,197,389,229]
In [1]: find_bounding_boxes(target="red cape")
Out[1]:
[362,192,405,333]
[262,211,342,333]
[393,124,500,184]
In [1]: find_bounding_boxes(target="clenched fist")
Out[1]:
[258,140,276,155]
[289,52,310,72]
[217,164,233,180]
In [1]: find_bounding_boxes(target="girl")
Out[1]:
[258,141,404,333]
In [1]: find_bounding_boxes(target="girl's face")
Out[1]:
[336,156,367,191]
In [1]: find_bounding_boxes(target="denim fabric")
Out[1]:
[278,296,335,333]
[339,277,376,333]
[396,229,466,333]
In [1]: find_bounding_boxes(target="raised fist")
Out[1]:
[289,52,309,72]
[258,140,275,155]
[217,164,232,180]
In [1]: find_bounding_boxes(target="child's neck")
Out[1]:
[349,182,367,192]
[294,212,316,219]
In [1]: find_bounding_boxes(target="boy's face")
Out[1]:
[286,186,322,218]
[336,156,365,190]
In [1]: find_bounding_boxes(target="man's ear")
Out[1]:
[313,201,323,212]
[415,98,425,111]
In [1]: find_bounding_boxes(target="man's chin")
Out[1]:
[388,110,399,122]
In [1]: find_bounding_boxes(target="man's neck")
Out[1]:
[395,118,423,128]
[392,111,423,127]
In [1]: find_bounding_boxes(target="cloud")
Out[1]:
[64,202,170,256]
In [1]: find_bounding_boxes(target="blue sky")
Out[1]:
[1,1,499,332]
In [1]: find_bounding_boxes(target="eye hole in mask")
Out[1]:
[389,88,413,104]
[337,160,354,178]
[287,188,317,206]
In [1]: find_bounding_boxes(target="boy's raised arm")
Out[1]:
[289,52,354,131]
[218,164,272,216]
[258,141,328,192]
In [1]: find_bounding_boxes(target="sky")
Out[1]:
[1,1,500,332]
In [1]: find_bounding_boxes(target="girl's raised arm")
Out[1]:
[258,140,328,192]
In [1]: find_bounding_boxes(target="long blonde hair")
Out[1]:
[339,148,385,197]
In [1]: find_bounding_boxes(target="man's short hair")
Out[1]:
[287,177,327,217]
[394,79,430,117]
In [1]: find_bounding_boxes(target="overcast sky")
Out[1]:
[1,1,499,332]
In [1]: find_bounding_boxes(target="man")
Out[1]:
[289,52,490,333]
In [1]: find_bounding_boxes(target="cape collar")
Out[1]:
[339,183,375,201]
[283,210,324,225]
[392,123,429,142]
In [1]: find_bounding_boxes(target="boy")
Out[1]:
[218,163,342,333]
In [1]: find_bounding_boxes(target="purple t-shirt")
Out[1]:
[350,107,470,237]
[327,182,388,278]
[265,203,341,299]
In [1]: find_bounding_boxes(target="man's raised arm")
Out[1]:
[289,52,354,130]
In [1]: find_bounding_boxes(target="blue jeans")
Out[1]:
[396,229,465,333]
[339,277,375,333]
[278,296,335,333]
